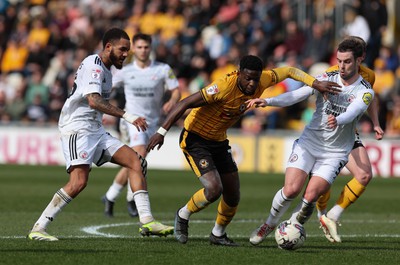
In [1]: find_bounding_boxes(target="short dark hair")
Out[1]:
[239,55,264,71]
[102,28,130,49]
[345,36,366,54]
[133,33,152,45]
[337,38,364,59]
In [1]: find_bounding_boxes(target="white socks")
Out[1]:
[212,223,226,237]
[105,181,124,202]
[32,188,72,231]
[178,205,191,220]
[133,190,153,224]
[266,188,293,227]
[327,205,344,222]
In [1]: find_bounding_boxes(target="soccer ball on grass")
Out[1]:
[274,220,306,250]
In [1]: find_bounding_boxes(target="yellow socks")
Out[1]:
[336,178,366,209]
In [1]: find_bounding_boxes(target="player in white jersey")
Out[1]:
[28,28,173,241]
[316,36,384,243]
[246,37,374,246]
[101,33,180,218]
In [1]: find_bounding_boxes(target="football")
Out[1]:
[274,220,306,250]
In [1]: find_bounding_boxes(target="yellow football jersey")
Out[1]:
[184,67,316,141]
[326,64,375,86]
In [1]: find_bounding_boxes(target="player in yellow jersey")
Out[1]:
[146,55,341,246]
[317,36,385,243]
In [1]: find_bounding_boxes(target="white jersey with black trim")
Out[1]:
[113,60,179,126]
[299,71,374,157]
[58,54,112,134]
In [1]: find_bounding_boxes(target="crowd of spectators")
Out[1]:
[0,0,399,137]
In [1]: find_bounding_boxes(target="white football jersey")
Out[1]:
[113,60,179,126]
[299,71,374,157]
[58,54,113,134]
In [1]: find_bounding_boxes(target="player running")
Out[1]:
[247,37,374,246]
[28,28,172,241]
[147,55,340,246]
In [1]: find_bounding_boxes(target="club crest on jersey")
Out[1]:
[347,94,355,103]
[92,69,101,79]
[289,153,298,163]
[362,92,373,105]
[79,151,88,159]
[316,73,328,79]
[206,84,219,95]
[199,159,209,168]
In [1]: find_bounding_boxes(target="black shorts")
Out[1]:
[179,129,238,177]
[352,132,365,150]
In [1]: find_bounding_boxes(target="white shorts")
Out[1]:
[287,140,348,184]
[60,131,124,171]
[119,119,157,147]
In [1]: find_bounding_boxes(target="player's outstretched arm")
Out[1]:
[147,91,206,152]
[272,67,341,94]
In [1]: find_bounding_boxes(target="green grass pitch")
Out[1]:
[0,164,399,265]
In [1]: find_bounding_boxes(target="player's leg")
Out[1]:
[111,144,173,237]
[174,169,221,244]
[210,171,240,246]
[123,123,152,218]
[325,146,371,224]
[310,157,347,243]
[174,129,220,243]
[101,119,134,217]
[250,140,312,246]
[316,189,331,218]
[29,166,90,241]
[249,167,308,246]
[126,145,148,218]
[294,175,331,224]
[28,133,94,241]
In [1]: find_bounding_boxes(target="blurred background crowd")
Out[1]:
[0,0,400,137]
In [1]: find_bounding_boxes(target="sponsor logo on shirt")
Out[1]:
[168,69,176,79]
[362,92,373,105]
[92,69,102,79]
[206,84,219,95]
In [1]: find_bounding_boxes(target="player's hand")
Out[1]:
[146,133,164,152]
[327,114,337,129]
[374,125,384,140]
[246,98,268,108]
[312,80,341,95]
[133,117,148,132]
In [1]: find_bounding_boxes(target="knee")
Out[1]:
[302,189,320,203]
[204,184,223,203]
[354,169,372,185]
[283,185,302,199]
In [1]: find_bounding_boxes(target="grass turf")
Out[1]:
[0,164,399,265]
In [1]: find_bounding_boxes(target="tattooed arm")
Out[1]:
[87,93,148,131]
[87,93,125,117]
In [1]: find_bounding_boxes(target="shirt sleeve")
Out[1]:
[336,90,374,125]
[267,86,314,107]
[164,64,179,90]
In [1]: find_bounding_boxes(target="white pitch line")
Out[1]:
[2,219,399,239]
